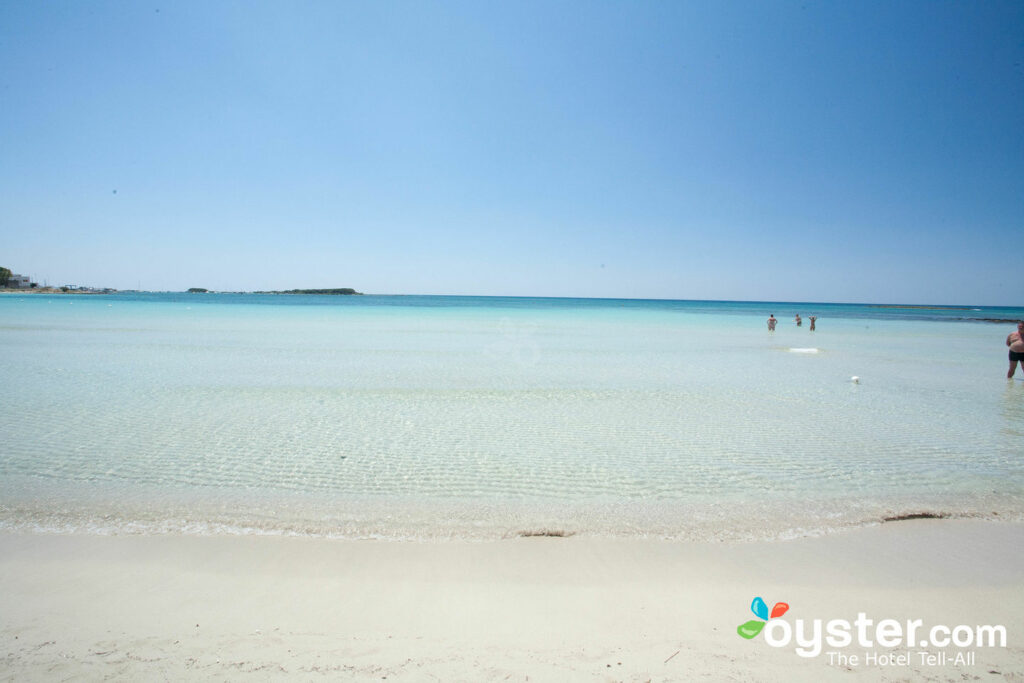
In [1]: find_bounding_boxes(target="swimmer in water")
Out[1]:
[1007,321,1024,379]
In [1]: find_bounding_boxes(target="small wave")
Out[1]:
[3,505,1018,544]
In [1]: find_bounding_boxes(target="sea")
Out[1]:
[1,292,1023,542]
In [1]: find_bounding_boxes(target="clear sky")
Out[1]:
[1,1,1021,304]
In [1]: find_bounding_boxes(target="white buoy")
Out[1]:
[851,376,860,384]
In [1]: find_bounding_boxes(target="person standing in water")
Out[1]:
[767,314,777,331]
[795,314,802,327]
[809,315,817,331]
[1007,321,1024,379]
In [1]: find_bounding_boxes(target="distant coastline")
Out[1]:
[0,287,114,295]
[1,287,363,296]
[185,287,363,295]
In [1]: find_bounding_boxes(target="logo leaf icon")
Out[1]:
[737,620,765,639]
[771,602,789,619]
[751,596,769,621]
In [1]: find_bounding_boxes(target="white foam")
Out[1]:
[789,347,819,353]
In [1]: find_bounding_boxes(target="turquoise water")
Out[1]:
[1,292,1023,540]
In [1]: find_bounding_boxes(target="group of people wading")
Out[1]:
[763,315,1024,380]
[766,314,815,332]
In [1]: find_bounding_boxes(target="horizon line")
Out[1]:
[22,288,1022,310]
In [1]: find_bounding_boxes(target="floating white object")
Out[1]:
[789,347,819,354]
[851,376,860,383]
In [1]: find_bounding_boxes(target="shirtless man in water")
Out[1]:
[1008,321,1024,379]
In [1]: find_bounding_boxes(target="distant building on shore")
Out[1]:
[7,274,33,289]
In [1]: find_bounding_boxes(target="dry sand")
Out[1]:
[2,520,1023,681]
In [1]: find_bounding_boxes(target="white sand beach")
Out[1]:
[2,520,1022,681]
[4,0,1023,679]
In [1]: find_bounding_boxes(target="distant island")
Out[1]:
[255,288,362,295]
[185,287,361,295]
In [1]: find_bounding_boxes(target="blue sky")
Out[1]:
[1,1,1021,304]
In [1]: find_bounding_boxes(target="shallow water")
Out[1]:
[1,293,1022,540]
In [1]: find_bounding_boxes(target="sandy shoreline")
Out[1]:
[2,520,1023,681]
